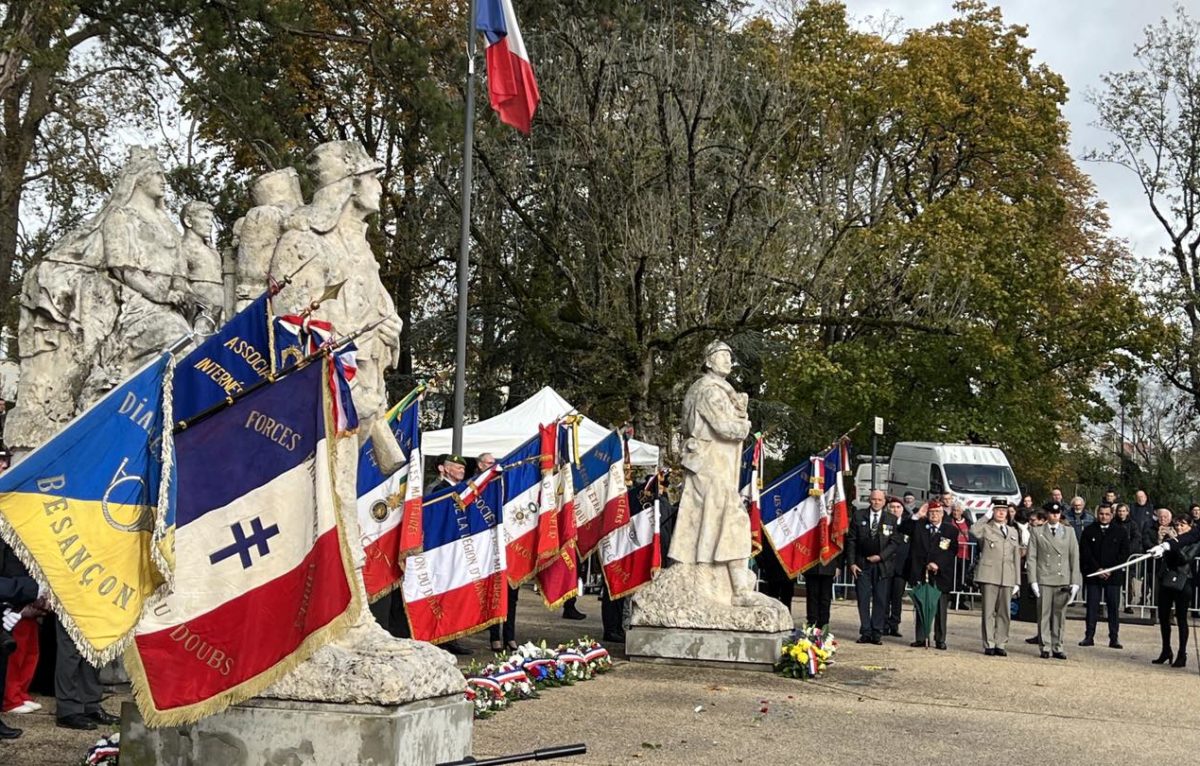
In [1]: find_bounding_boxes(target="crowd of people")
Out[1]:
[779,484,1200,669]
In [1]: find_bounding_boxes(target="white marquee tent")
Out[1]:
[422,386,661,466]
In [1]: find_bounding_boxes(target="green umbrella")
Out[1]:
[909,575,942,649]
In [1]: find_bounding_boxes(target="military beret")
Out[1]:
[442,454,467,467]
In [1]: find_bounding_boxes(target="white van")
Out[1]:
[886,442,1020,520]
[853,461,889,510]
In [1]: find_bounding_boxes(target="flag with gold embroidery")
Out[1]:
[126,359,356,727]
[0,353,174,664]
[403,470,507,643]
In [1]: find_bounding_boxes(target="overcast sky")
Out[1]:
[831,0,1184,262]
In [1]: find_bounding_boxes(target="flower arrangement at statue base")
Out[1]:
[79,733,119,766]
[774,625,837,680]
[463,637,613,718]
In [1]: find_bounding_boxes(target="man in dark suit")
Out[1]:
[899,501,957,649]
[883,497,910,637]
[846,489,897,644]
[1079,504,1130,648]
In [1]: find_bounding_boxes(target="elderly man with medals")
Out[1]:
[898,501,957,649]
[971,498,1023,656]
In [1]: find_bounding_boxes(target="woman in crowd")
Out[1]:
[1019,495,1035,515]
[1189,504,1200,524]
[1153,515,1198,668]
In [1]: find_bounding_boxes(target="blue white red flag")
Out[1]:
[273,314,359,434]
[740,437,764,556]
[597,473,660,599]
[535,422,580,608]
[570,431,629,559]
[402,472,507,643]
[127,359,357,727]
[760,447,847,577]
[819,441,851,564]
[476,0,540,134]
[497,433,558,587]
[357,387,425,601]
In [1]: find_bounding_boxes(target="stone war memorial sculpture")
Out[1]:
[8,144,471,765]
[6,148,196,450]
[628,341,793,669]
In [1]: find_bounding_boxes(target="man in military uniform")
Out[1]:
[1027,503,1082,659]
[972,498,1023,656]
[846,489,897,644]
[425,454,466,495]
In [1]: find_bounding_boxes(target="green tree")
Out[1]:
[1086,7,1200,412]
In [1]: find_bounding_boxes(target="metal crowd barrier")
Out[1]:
[825,538,1200,620]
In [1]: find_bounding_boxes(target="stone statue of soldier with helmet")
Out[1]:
[628,340,792,666]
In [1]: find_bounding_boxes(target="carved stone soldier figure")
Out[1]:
[232,168,304,310]
[180,201,224,325]
[669,340,757,604]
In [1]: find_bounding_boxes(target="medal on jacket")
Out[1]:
[938,538,951,551]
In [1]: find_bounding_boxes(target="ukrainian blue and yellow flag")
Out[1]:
[0,353,174,664]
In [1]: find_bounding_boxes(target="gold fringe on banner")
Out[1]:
[125,357,361,728]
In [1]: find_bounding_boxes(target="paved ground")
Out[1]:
[470,593,1200,766]
[8,590,1200,764]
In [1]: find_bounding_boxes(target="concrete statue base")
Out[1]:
[628,565,793,671]
[630,564,793,632]
[625,626,789,671]
[119,694,473,766]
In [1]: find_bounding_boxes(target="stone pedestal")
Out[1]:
[628,564,793,672]
[626,626,788,671]
[119,694,472,766]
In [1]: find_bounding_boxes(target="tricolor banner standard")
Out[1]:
[759,447,849,578]
[535,423,580,608]
[597,479,660,599]
[165,292,276,576]
[740,437,764,556]
[126,360,357,727]
[0,353,174,664]
[571,431,629,559]
[357,387,424,601]
[403,473,507,644]
[497,434,558,587]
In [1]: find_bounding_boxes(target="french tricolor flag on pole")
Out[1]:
[571,431,630,559]
[403,472,508,644]
[476,0,540,134]
[127,360,355,726]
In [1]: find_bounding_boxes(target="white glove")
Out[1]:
[983,508,994,521]
[1149,542,1169,559]
[1,610,19,631]
[1031,582,1040,598]
[1012,586,1021,601]
[1068,585,1079,604]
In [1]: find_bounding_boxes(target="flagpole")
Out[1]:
[452,0,478,458]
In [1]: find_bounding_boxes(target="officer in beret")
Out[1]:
[426,453,467,495]
[898,500,957,649]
